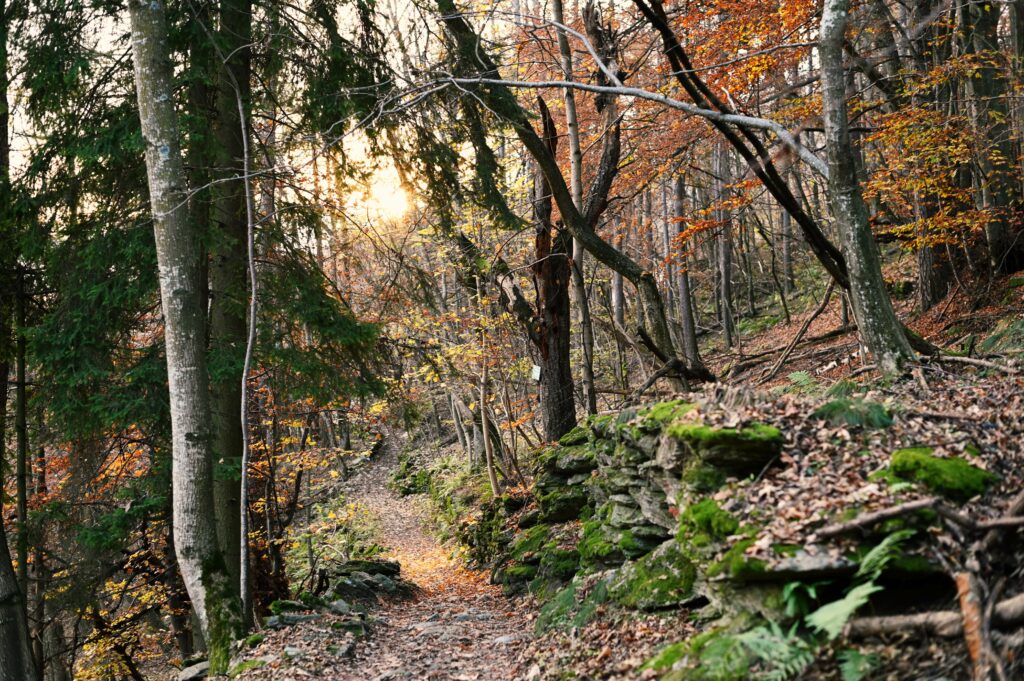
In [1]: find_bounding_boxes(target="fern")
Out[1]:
[812,398,893,429]
[806,582,883,640]
[856,529,914,581]
[736,622,816,680]
[838,648,879,681]
[808,529,914,640]
[787,371,817,393]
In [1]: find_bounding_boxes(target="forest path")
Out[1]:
[234,439,531,681]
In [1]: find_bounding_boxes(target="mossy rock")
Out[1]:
[457,502,512,566]
[707,538,768,581]
[678,499,740,549]
[508,524,551,563]
[640,400,697,428]
[333,559,401,578]
[610,541,698,610]
[579,519,626,569]
[579,520,658,570]
[641,642,688,673]
[558,424,590,446]
[535,576,610,633]
[889,447,996,502]
[667,423,782,477]
[554,445,597,474]
[585,413,615,438]
[529,548,582,600]
[681,461,727,493]
[537,485,591,523]
[268,599,307,615]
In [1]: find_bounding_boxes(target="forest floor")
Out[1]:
[233,442,532,681]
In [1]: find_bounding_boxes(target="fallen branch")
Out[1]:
[815,497,1024,540]
[758,279,836,385]
[623,358,684,405]
[934,355,1019,375]
[955,571,989,680]
[846,592,1024,639]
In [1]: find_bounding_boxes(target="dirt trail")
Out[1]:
[235,441,530,681]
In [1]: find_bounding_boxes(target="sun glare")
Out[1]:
[350,165,410,222]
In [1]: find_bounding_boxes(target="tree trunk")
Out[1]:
[674,177,701,367]
[15,269,28,599]
[207,0,253,597]
[532,100,577,440]
[127,0,242,669]
[0,3,37,673]
[552,0,597,415]
[715,145,735,348]
[963,0,1022,272]
[820,0,914,374]
[0,360,38,681]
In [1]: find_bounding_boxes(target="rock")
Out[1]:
[264,613,321,629]
[608,502,646,528]
[555,445,596,473]
[493,633,524,645]
[558,424,590,446]
[537,486,590,522]
[327,599,352,615]
[767,550,857,579]
[334,559,402,578]
[517,509,541,529]
[283,646,304,659]
[177,660,209,681]
[889,447,996,502]
[268,599,307,615]
[610,540,699,610]
[630,484,674,529]
[327,642,354,657]
[665,423,782,477]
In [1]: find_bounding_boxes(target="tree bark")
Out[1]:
[963,0,1022,273]
[674,177,701,367]
[820,0,914,374]
[532,99,577,440]
[715,145,736,348]
[0,360,38,681]
[208,0,253,592]
[127,0,242,669]
[551,0,596,416]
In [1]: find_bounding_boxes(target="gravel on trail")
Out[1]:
[233,441,531,681]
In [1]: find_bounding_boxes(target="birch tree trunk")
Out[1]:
[820,0,914,374]
[127,0,242,669]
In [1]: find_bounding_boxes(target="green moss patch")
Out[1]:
[889,447,996,502]
[641,400,697,428]
[509,524,551,563]
[641,642,688,671]
[667,423,782,477]
[680,500,740,547]
[558,424,590,446]
[812,398,893,429]
[535,578,610,633]
[708,538,768,581]
[610,542,697,610]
